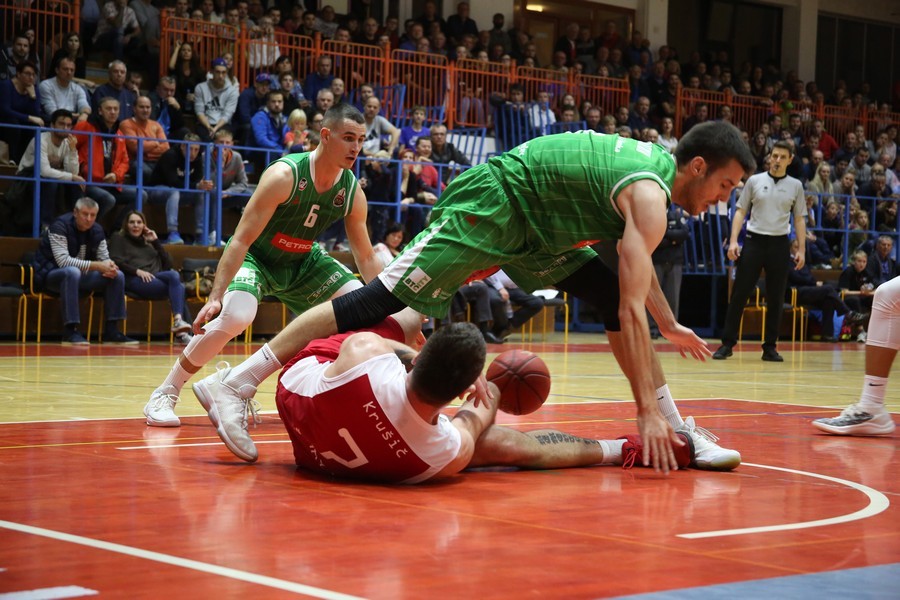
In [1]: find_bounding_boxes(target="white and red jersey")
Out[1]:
[275,319,461,484]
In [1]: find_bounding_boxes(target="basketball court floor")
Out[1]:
[0,334,897,598]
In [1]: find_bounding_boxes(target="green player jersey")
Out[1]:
[248,152,358,267]
[486,131,676,253]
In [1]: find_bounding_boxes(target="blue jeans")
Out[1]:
[43,267,126,327]
[148,188,212,235]
[86,185,145,219]
[124,270,188,318]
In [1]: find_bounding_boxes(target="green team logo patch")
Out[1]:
[233,267,261,295]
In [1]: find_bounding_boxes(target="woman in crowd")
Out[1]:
[50,32,87,80]
[168,40,206,114]
[657,116,678,153]
[0,61,43,162]
[372,221,405,268]
[108,210,193,344]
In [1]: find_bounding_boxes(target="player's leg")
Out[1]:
[144,258,265,427]
[468,426,693,470]
[814,276,899,436]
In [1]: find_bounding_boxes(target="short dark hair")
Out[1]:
[50,109,74,124]
[14,60,37,75]
[675,121,756,176]
[322,103,365,128]
[411,322,486,405]
[266,89,285,102]
[772,140,794,156]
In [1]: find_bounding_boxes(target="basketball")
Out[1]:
[485,350,551,415]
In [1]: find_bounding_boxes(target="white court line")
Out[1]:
[116,440,291,450]
[677,462,890,539]
[0,585,98,599]
[0,520,363,599]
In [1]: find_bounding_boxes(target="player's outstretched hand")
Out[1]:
[462,372,494,408]
[636,411,684,474]
[661,323,712,361]
[193,299,222,334]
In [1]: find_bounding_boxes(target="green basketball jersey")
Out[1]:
[486,131,676,253]
[248,152,358,267]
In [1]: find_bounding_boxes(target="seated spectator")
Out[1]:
[39,57,92,124]
[372,221,405,268]
[0,61,43,162]
[94,0,142,62]
[168,41,206,115]
[148,76,185,140]
[234,73,270,145]
[820,200,846,259]
[283,109,309,154]
[148,134,215,245]
[429,122,470,183]
[359,96,398,158]
[658,116,678,153]
[108,210,193,344]
[303,56,334,105]
[447,280,503,344]
[359,150,395,242]
[331,77,346,106]
[309,88,335,122]
[484,269,544,340]
[788,238,865,342]
[211,128,253,201]
[846,146,873,188]
[875,200,898,233]
[92,60,135,120]
[2,33,36,80]
[627,96,653,132]
[584,106,602,132]
[839,249,877,341]
[247,16,281,69]
[118,95,169,181]
[209,51,239,89]
[848,210,871,254]
[194,58,238,142]
[251,90,289,168]
[873,129,897,166]
[74,96,145,220]
[399,105,431,151]
[833,131,861,166]
[16,109,85,229]
[125,71,144,97]
[397,147,431,236]
[276,72,301,117]
[33,197,137,345]
[314,5,340,39]
[529,90,556,133]
[489,85,529,150]
[867,235,899,286]
[682,102,709,134]
[50,32,88,83]
[413,137,445,197]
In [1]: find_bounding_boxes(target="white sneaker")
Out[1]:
[192,362,260,462]
[144,387,181,427]
[171,317,191,334]
[676,416,742,471]
[175,331,192,344]
[813,404,896,436]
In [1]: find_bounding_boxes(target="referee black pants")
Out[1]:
[721,232,791,349]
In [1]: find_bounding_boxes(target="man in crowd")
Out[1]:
[39,57,91,123]
[194,58,239,142]
[119,95,169,181]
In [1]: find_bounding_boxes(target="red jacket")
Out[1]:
[73,117,130,188]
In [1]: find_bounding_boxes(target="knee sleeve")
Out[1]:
[333,278,407,333]
[183,290,258,367]
[553,256,621,331]
[868,278,900,351]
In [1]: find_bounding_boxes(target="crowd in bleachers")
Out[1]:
[0,2,897,294]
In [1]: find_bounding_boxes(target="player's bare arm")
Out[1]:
[432,383,501,479]
[344,186,382,283]
[645,269,711,361]
[616,179,684,472]
[192,162,293,332]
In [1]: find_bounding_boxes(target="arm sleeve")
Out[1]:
[48,231,91,271]
[39,135,75,180]
[39,81,57,114]
[107,234,136,275]
[221,86,238,123]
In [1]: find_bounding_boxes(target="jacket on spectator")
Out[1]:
[92,84,135,120]
[34,212,107,285]
[235,87,267,128]
[107,231,172,276]
[17,131,79,180]
[0,78,42,125]
[148,91,185,139]
[866,251,899,287]
[302,72,333,107]
[193,80,239,126]
[251,108,288,150]
[73,113,130,186]
[214,147,251,195]
[150,146,205,189]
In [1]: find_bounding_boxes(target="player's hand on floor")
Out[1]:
[661,323,711,361]
[193,300,222,334]
[636,412,684,474]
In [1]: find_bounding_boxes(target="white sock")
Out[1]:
[656,384,685,428]
[599,439,625,465]
[859,375,888,413]
[159,359,193,395]
[227,343,282,389]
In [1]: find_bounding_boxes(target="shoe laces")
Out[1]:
[682,416,720,444]
[621,444,638,470]
[838,404,869,419]
[214,361,261,429]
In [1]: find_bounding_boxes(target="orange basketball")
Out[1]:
[485,350,551,415]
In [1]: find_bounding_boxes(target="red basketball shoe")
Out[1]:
[618,433,694,470]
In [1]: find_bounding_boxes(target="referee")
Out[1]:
[713,140,807,362]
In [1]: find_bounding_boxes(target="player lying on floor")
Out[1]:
[264,309,693,483]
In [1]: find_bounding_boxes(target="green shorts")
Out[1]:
[227,243,360,314]
[378,165,596,316]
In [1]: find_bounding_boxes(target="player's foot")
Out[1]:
[192,362,260,462]
[712,345,733,360]
[812,404,896,436]
[144,386,181,427]
[618,433,694,470]
[675,416,742,471]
